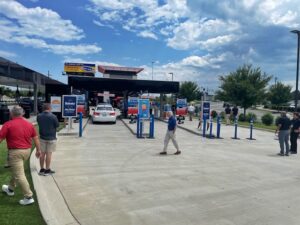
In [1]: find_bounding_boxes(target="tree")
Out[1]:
[179,81,201,102]
[216,64,272,115]
[268,82,292,107]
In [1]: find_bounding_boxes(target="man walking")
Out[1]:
[160,111,181,155]
[188,104,195,121]
[290,112,300,154]
[0,106,41,205]
[225,104,231,125]
[232,105,239,120]
[275,112,291,156]
[37,103,59,176]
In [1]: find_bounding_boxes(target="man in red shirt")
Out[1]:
[0,106,41,205]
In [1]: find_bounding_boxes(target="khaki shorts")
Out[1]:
[40,139,57,153]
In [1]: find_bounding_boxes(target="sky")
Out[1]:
[0,0,300,93]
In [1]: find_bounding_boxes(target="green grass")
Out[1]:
[236,121,277,132]
[0,130,46,225]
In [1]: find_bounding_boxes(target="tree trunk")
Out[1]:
[244,108,246,116]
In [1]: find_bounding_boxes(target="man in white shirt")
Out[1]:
[188,104,195,121]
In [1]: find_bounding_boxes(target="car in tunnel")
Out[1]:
[91,104,116,124]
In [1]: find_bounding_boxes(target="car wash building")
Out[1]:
[45,62,179,118]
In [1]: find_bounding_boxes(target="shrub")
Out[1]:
[238,113,246,122]
[219,111,225,119]
[275,116,280,125]
[246,113,257,122]
[211,110,218,118]
[230,114,236,121]
[261,113,274,126]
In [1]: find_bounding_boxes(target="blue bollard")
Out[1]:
[79,112,83,137]
[202,118,206,137]
[136,115,140,138]
[149,115,155,138]
[208,117,214,138]
[217,116,221,138]
[247,119,256,140]
[231,117,240,140]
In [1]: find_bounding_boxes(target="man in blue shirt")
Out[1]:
[160,111,181,155]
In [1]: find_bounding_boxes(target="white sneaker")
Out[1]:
[19,197,35,205]
[2,184,14,196]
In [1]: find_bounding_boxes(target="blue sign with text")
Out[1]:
[138,99,150,119]
[202,101,210,120]
[62,95,77,118]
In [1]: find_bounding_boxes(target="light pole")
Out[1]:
[274,76,278,86]
[169,72,174,81]
[151,61,154,80]
[291,30,300,112]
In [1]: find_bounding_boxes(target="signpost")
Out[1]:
[138,99,150,119]
[202,101,210,120]
[62,95,77,131]
[50,96,61,113]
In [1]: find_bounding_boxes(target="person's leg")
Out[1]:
[295,133,299,153]
[39,152,46,169]
[45,140,56,170]
[162,131,170,152]
[170,132,180,152]
[45,152,52,170]
[278,131,285,154]
[285,131,290,155]
[9,149,33,198]
[290,132,295,152]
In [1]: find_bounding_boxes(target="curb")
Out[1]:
[30,150,80,225]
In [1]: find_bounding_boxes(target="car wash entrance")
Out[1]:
[47,64,179,118]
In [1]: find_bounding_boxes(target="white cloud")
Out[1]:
[0,1,102,55]
[167,19,240,50]
[0,0,84,41]
[138,31,158,40]
[0,50,16,58]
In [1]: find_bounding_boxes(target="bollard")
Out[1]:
[216,116,222,139]
[247,119,256,140]
[136,115,140,138]
[79,112,83,137]
[148,115,155,138]
[202,117,206,137]
[231,117,240,140]
[208,117,214,139]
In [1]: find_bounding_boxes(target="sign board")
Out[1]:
[64,63,95,74]
[128,97,139,115]
[128,97,139,107]
[202,101,210,120]
[176,98,187,108]
[50,96,61,113]
[62,95,77,118]
[138,99,150,119]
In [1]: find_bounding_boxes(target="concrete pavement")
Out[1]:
[32,119,300,225]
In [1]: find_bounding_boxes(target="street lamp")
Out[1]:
[291,29,300,112]
[151,61,154,80]
[169,72,174,81]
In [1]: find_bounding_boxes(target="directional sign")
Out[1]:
[62,95,77,118]
[202,101,210,120]
[138,99,150,119]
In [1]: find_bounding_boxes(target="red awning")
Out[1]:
[98,65,144,74]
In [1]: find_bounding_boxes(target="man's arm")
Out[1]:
[275,124,281,134]
[33,136,41,158]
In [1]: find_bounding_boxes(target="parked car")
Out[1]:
[91,104,116,124]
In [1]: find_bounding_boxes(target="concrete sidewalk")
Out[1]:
[32,118,300,225]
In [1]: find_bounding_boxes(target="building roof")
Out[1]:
[0,57,64,88]
[68,76,179,94]
[98,65,144,74]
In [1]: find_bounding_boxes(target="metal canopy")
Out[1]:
[0,57,64,88]
[68,76,179,94]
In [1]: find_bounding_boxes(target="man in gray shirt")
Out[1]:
[37,103,59,176]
